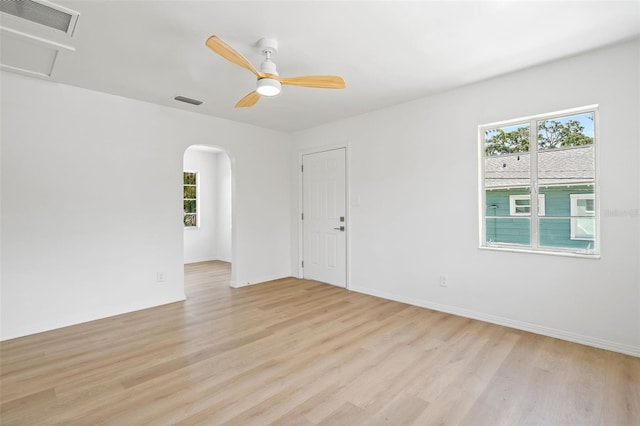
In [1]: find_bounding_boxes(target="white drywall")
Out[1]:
[216,153,232,262]
[292,38,640,355]
[0,72,291,340]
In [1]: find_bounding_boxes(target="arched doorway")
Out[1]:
[182,145,233,287]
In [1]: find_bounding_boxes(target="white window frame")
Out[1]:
[509,194,546,216]
[479,105,599,257]
[183,170,199,228]
[570,193,595,240]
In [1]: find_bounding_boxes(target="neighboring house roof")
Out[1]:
[485,145,594,188]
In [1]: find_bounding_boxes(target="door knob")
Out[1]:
[333,226,345,231]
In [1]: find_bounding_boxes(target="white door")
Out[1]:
[302,148,346,287]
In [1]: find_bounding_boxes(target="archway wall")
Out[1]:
[179,127,293,288]
[0,71,293,340]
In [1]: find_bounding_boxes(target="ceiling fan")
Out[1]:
[205,35,346,108]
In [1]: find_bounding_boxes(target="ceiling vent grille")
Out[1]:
[174,96,204,106]
[0,0,79,35]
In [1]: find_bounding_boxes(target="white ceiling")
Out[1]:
[2,1,639,132]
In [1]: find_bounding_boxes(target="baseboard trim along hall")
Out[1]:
[350,285,639,358]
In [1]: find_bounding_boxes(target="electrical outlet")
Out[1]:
[439,274,448,287]
[156,272,166,283]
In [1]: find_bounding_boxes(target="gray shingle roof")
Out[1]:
[484,145,594,188]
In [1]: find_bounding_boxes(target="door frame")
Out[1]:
[297,143,350,288]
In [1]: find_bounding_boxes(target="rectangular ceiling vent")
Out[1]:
[0,0,79,36]
[174,96,204,106]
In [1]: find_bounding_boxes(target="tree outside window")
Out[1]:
[184,172,198,227]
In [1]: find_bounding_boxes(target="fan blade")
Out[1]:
[279,75,346,89]
[235,91,260,108]
[206,35,262,77]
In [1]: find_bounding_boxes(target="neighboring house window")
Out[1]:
[480,106,598,255]
[570,193,595,240]
[183,171,198,227]
[509,194,546,216]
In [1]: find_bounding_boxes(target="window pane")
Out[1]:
[184,200,196,213]
[570,193,595,241]
[183,172,196,185]
[539,218,594,249]
[487,190,530,246]
[486,217,530,246]
[537,112,595,250]
[184,214,197,227]
[542,187,593,217]
[484,124,530,211]
[575,218,595,238]
[537,112,594,150]
[184,186,196,199]
[484,123,530,155]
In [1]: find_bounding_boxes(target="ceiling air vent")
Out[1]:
[0,0,79,35]
[174,96,204,106]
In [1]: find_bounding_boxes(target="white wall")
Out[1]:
[216,153,232,262]
[0,72,292,340]
[292,38,640,356]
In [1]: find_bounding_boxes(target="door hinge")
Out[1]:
[301,212,304,220]
[301,165,304,172]
[301,260,304,268]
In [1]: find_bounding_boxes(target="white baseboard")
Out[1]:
[1,295,187,341]
[349,285,639,358]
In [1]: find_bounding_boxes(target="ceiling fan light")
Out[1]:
[256,78,281,97]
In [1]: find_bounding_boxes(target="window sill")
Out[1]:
[480,245,600,259]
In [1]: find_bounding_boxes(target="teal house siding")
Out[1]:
[539,185,593,249]
[485,185,593,250]
[485,189,530,245]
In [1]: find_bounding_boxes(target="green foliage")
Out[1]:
[537,119,593,149]
[485,115,593,156]
[183,186,196,199]
[183,172,196,185]
[484,126,530,156]
[184,200,196,213]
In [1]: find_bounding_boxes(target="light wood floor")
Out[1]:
[1,261,638,425]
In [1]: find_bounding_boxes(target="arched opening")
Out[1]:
[182,145,234,289]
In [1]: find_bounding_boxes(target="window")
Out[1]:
[480,106,598,255]
[509,194,546,216]
[570,194,595,240]
[183,171,198,227]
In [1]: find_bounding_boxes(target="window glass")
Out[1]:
[570,194,596,240]
[484,123,531,246]
[481,108,598,255]
[183,172,197,227]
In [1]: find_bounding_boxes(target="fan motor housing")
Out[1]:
[258,38,278,55]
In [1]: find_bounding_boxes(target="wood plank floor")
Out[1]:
[1,261,638,425]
